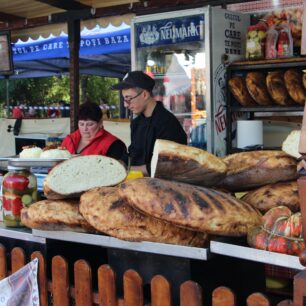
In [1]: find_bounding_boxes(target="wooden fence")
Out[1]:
[1,244,306,306]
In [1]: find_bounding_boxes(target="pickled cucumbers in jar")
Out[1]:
[2,166,37,227]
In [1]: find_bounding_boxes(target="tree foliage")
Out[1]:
[0,75,121,117]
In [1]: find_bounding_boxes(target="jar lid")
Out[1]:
[7,165,29,171]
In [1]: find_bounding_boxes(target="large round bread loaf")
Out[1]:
[284,69,306,105]
[266,71,294,106]
[80,186,207,246]
[119,178,262,236]
[43,155,127,199]
[218,150,298,192]
[245,72,273,105]
[150,139,227,187]
[241,181,300,213]
[228,76,256,106]
[21,199,95,232]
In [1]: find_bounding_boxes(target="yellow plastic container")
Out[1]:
[125,170,144,181]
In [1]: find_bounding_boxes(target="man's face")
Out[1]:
[122,88,146,115]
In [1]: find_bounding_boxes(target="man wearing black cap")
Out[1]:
[113,70,187,176]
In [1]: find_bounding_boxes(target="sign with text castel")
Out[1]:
[135,15,204,48]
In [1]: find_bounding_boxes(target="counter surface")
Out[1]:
[0,223,46,244]
[210,237,305,270]
[32,229,210,260]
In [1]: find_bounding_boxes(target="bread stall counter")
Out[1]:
[0,137,304,303]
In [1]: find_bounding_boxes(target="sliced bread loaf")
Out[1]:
[44,155,127,199]
[151,139,227,187]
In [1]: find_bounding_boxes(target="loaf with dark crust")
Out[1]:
[228,76,257,106]
[266,71,294,106]
[21,199,95,232]
[284,69,306,105]
[119,178,262,236]
[218,150,298,192]
[80,186,207,246]
[245,72,273,105]
[241,181,300,213]
[150,139,227,187]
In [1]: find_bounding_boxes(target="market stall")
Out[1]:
[1,0,306,305]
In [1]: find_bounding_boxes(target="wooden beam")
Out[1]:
[0,12,25,23]
[36,0,91,11]
[0,0,260,31]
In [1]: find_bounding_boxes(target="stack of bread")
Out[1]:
[19,145,71,159]
[228,69,306,106]
[20,136,300,250]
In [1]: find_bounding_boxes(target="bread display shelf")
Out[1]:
[226,57,306,154]
[0,223,46,244]
[32,229,210,260]
[0,156,69,168]
[210,237,304,270]
[230,105,304,113]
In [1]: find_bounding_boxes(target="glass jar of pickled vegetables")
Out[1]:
[2,166,38,227]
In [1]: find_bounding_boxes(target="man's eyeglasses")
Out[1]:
[123,91,143,104]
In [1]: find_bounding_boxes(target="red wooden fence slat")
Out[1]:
[52,255,70,306]
[98,264,118,306]
[212,286,236,306]
[277,299,293,306]
[247,293,270,306]
[31,251,48,306]
[0,244,7,280]
[180,280,203,306]
[123,269,144,306]
[293,269,306,306]
[151,275,172,306]
[74,259,93,306]
[11,247,25,273]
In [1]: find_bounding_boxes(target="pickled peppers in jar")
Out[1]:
[2,166,38,227]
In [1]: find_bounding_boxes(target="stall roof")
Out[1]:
[7,23,131,78]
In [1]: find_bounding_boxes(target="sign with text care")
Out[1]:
[12,28,130,62]
[210,7,250,156]
[135,15,204,48]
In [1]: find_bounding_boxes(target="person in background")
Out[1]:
[112,70,187,176]
[61,101,127,160]
[12,103,24,119]
[59,100,69,117]
[47,103,60,118]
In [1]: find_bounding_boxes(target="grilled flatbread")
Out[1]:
[119,178,262,236]
[21,199,95,232]
[242,181,300,213]
[80,186,207,246]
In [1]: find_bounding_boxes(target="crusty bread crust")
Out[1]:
[151,139,227,187]
[284,69,306,105]
[21,199,95,232]
[80,186,207,246]
[266,71,294,106]
[228,76,257,106]
[119,178,262,236]
[218,151,298,192]
[245,72,273,106]
[242,181,300,213]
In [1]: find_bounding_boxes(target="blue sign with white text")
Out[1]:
[135,15,204,48]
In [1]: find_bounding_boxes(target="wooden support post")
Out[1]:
[68,18,80,133]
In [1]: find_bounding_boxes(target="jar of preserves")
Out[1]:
[2,166,38,227]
